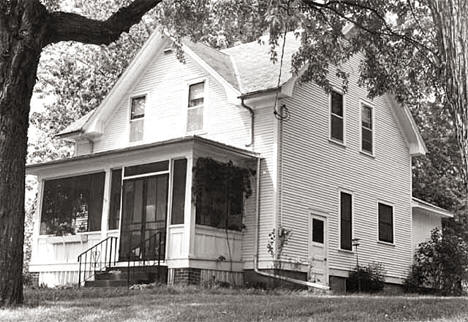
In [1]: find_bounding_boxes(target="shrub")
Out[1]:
[347,262,386,293]
[404,227,468,295]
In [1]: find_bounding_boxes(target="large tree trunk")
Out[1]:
[0,0,161,307]
[0,1,47,306]
[429,1,468,223]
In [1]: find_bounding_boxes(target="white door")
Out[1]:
[309,214,328,285]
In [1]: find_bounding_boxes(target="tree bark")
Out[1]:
[0,0,162,306]
[0,0,48,306]
[429,1,468,222]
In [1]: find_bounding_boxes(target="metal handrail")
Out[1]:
[77,236,118,287]
[126,231,165,287]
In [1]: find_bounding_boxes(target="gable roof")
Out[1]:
[184,40,239,91]
[222,32,299,94]
[56,30,426,156]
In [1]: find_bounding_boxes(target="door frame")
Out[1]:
[119,171,169,261]
[308,210,329,285]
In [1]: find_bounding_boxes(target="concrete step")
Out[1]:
[95,271,159,281]
[84,280,128,287]
[84,265,168,287]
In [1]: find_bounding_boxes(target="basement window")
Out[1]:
[40,172,105,235]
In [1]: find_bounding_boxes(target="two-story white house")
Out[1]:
[26,30,452,290]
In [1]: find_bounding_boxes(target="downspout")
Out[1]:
[241,97,254,148]
[253,157,328,291]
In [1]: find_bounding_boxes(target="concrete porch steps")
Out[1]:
[84,266,168,287]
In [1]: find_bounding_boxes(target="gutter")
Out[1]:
[241,98,255,148]
[253,157,329,291]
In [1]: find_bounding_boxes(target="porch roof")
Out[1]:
[412,197,453,218]
[26,136,259,175]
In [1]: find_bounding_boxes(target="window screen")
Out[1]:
[124,161,169,177]
[378,203,393,243]
[361,105,373,153]
[40,173,105,235]
[340,192,352,250]
[171,159,187,225]
[331,91,344,142]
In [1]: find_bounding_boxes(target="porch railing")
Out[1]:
[126,231,165,287]
[77,236,118,287]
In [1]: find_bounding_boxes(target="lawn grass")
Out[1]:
[0,286,467,321]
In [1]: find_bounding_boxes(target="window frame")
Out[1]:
[360,100,375,156]
[185,78,208,133]
[338,188,354,251]
[377,200,395,245]
[128,93,148,143]
[329,88,346,145]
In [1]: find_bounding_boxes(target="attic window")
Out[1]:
[130,95,145,142]
[187,82,204,132]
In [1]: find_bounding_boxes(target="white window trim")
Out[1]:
[185,77,208,134]
[376,200,395,245]
[329,88,346,146]
[359,100,375,157]
[128,92,148,143]
[338,188,354,251]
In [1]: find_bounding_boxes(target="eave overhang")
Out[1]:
[412,197,454,218]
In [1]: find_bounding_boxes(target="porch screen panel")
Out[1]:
[146,178,157,222]
[120,180,135,257]
[156,175,168,222]
[132,180,143,223]
[40,172,105,235]
[340,192,352,250]
[171,159,187,225]
[124,161,169,177]
[108,169,122,230]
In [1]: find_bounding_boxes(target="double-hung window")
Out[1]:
[340,191,352,250]
[330,90,344,142]
[361,104,374,154]
[130,96,145,142]
[187,82,205,132]
[378,203,394,243]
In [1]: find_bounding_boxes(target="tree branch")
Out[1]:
[45,0,162,46]
[301,0,439,64]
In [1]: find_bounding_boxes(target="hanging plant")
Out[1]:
[193,157,255,231]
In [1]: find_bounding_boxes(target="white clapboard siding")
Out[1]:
[278,55,413,281]
[242,106,277,266]
[92,47,250,153]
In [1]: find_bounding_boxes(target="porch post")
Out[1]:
[100,168,112,240]
[30,177,44,265]
[184,156,195,258]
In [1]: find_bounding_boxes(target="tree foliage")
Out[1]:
[5,0,468,307]
[412,101,465,212]
[405,227,468,295]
